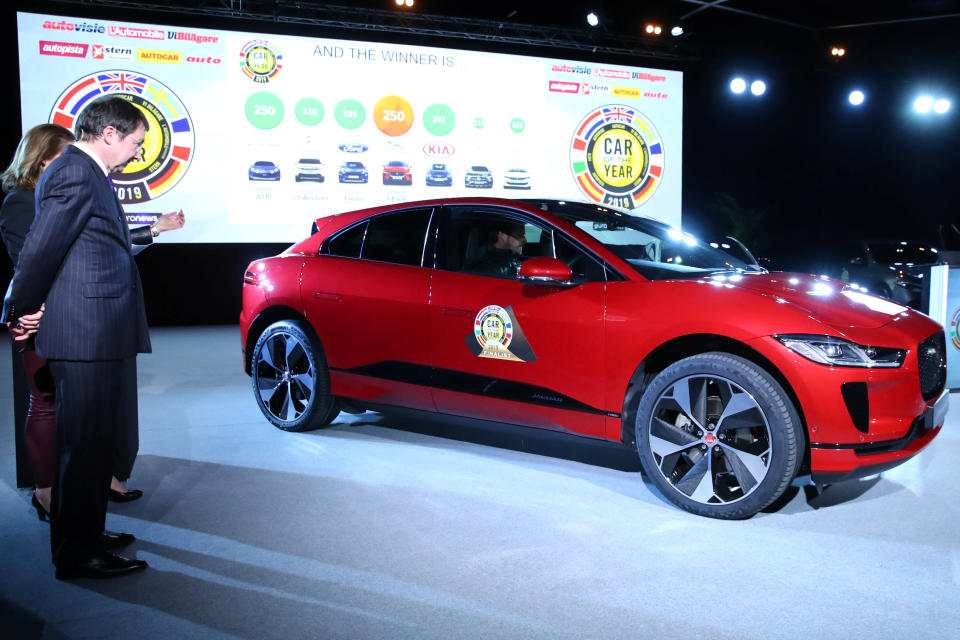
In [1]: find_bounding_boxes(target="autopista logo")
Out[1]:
[239,40,282,83]
[569,104,664,210]
[49,70,194,205]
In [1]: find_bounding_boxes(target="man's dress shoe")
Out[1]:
[108,488,143,502]
[101,531,135,550]
[55,552,147,580]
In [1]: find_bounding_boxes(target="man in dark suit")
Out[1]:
[2,96,152,579]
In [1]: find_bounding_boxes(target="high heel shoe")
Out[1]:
[32,494,50,522]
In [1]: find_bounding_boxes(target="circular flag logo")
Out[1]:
[950,307,960,350]
[569,105,664,210]
[50,70,195,205]
[239,40,282,83]
[474,305,513,350]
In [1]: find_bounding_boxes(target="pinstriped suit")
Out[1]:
[1,144,151,566]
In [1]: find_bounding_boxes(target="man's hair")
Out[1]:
[75,96,149,142]
[0,123,75,193]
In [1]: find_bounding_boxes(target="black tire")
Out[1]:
[634,352,803,519]
[251,320,339,431]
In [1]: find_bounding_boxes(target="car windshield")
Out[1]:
[346,162,362,168]
[254,162,274,167]
[431,164,446,170]
[387,161,406,167]
[523,199,756,280]
[868,242,939,265]
[299,159,320,164]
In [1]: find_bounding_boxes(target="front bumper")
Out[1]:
[810,390,948,483]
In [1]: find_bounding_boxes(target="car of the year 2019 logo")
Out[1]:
[50,70,195,205]
[570,104,664,210]
[239,39,282,83]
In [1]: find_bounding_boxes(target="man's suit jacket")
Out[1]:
[1,145,151,360]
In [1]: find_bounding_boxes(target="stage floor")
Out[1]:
[1,326,958,639]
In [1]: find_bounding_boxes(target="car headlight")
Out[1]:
[773,334,906,368]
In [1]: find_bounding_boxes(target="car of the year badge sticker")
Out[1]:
[569,104,664,211]
[465,305,537,362]
[50,70,195,205]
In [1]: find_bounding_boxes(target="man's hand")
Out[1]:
[155,210,185,233]
[7,304,44,342]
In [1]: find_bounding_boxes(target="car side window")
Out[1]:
[327,221,366,258]
[361,208,432,267]
[441,208,549,280]
[554,234,607,282]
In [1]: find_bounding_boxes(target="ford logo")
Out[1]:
[338,143,369,153]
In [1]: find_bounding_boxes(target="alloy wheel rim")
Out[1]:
[255,332,315,422]
[648,374,772,505]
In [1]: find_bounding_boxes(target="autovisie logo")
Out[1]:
[569,104,664,210]
[49,70,195,205]
[239,40,282,83]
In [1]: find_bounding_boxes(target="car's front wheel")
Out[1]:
[634,352,803,519]
[251,320,339,431]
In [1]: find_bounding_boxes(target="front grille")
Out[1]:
[917,331,946,401]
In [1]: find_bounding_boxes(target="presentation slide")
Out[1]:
[18,12,683,242]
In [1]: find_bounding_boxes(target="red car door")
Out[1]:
[302,207,436,411]
[428,205,608,437]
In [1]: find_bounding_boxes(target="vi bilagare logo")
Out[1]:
[569,104,664,210]
[50,70,195,205]
[239,40,282,83]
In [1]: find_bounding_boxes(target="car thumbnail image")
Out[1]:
[338,161,368,184]
[503,168,531,190]
[464,165,493,188]
[248,160,280,181]
[425,163,453,186]
[295,158,324,183]
[382,160,413,185]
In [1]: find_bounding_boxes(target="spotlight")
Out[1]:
[830,46,846,57]
[848,90,865,106]
[750,80,766,96]
[586,12,599,27]
[914,95,934,114]
[730,77,746,94]
[645,23,662,35]
[671,26,684,36]
[934,98,951,114]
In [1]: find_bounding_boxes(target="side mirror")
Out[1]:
[518,257,573,283]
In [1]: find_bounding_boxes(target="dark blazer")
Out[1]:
[0,189,35,265]
[1,145,151,360]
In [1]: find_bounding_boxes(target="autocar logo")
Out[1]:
[569,104,664,210]
[239,40,282,83]
[422,142,455,158]
[49,70,195,205]
[338,143,369,153]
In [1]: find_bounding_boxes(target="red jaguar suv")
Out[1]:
[240,198,947,518]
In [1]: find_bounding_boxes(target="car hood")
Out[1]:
[709,272,910,329]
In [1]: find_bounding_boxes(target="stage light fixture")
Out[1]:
[750,80,766,96]
[934,98,951,114]
[914,95,934,114]
[671,26,684,36]
[645,24,662,35]
[730,77,746,94]
[587,12,599,27]
[830,47,846,57]
[848,90,865,106]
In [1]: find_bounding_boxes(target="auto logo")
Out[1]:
[569,104,664,210]
[50,70,195,205]
[704,433,716,446]
[422,142,455,158]
[338,143,368,153]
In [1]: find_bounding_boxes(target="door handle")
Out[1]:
[441,307,473,318]
[314,292,341,302]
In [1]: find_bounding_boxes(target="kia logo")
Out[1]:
[422,143,455,158]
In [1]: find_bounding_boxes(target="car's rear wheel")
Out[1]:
[251,320,339,431]
[634,353,802,519]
